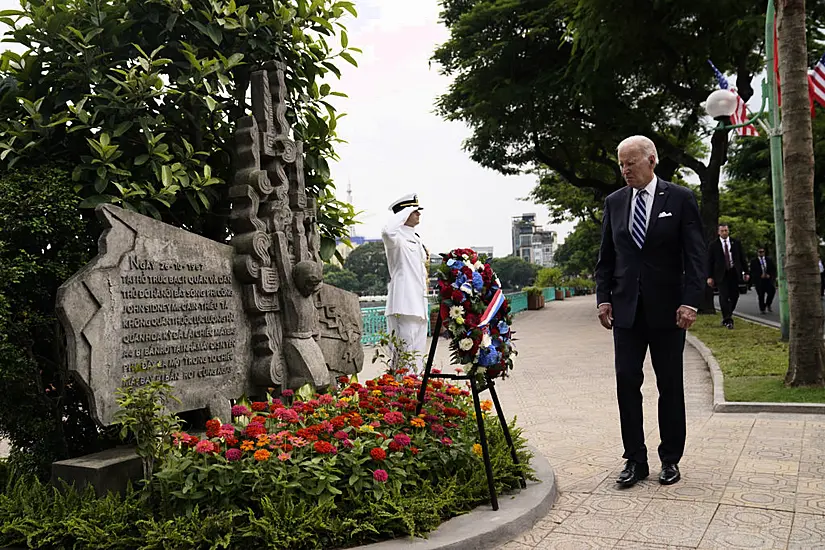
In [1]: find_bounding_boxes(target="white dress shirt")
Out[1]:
[719,237,733,268]
[628,176,657,231]
[381,206,429,320]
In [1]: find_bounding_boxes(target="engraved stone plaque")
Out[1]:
[57,205,252,426]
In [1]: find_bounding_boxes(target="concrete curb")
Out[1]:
[685,333,825,415]
[733,310,780,329]
[354,448,557,550]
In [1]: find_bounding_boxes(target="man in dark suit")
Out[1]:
[749,247,777,314]
[595,135,705,488]
[707,225,749,328]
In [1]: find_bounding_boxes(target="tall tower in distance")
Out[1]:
[346,181,354,238]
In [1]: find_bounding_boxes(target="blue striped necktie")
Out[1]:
[632,189,647,249]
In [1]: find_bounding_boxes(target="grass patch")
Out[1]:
[689,313,825,403]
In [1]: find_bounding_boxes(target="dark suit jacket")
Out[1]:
[595,178,706,330]
[749,256,777,282]
[707,238,747,284]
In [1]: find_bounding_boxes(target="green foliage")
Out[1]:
[0,0,360,243]
[371,331,421,377]
[434,0,825,231]
[113,367,182,480]
[489,256,538,290]
[323,266,360,293]
[0,165,117,478]
[343,241,390,295]
[535,267,563,289]
[523,286,542,297]
[552,219,602,277]
[689,314,825,402]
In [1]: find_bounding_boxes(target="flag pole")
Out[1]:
[765,0,789,341]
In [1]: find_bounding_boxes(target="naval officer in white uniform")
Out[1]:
[381,193,429,374]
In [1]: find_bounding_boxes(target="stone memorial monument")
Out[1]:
[56,61,364,432]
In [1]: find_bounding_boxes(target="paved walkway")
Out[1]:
[363,297,825,549]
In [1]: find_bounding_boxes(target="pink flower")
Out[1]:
[218,423,235,438]
[334,430,349,440]
[369,420,381,428]
[373,469,389,483]
[342,439,354,449]
[225,448,242,461]
[281,389,295,397]
[195,440,215,454]
[318,394,334,405]
[335,400,349,409]
[383,411,405,425]
[278,453,291,461]
[393,433,411,447]
[275,408,300,423]
[441,437,453,446]
[231,405,250,417]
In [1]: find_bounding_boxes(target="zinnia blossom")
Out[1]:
[373,469,389,483]
[393,433,411,447]
[473,443,483,457]
[254,449,271,462]
[370,447,387,461]
[231,405,250,417]
[240,440,255,451]
[251,401,268,412]
[277,453,290,461]
[225,448,242,461]
[313,441,337,455]
[218,423,235,438]
[318,393,334,405]
[334,430,349,440]
[441,437,453,446]
[480,400,493,412]
[281,389,294,397]
[383,411,405,425]
[410,418,426,428]
[205,419,221,438]
[195,440,215,454]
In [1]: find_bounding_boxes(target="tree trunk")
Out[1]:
[697,119,730,314]
[778,0,825,386]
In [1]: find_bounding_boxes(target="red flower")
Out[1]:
[410,446,420,455]
[440,302,450,320]
[314,441,337,455]
[370,447,387,461]
[451,290,464,303]
[281,443,293,452]
[205,419,221,438]
[251,401,268,412]
[244,423,267,438]
[388,441,402,453]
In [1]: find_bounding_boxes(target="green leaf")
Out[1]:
[320,83,330,96]
[320,236,336,261]
[134,154,150,166]
[341,30,348,49]
[204,96,218,112]
[340,52,357,67]
[161,165,172,186]
[78,195,112,209]
[113,121,133,137]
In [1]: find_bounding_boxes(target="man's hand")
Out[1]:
[598,303,613,330]
[676,306,697,330]
[706,277,714,287]
[744,274,750,282]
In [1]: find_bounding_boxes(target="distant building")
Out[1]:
[472,246,494,259]
[511,214,557,267]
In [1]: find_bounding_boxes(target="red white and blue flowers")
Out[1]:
[435,248,516,379]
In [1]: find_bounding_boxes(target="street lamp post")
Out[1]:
[704,0,789,341]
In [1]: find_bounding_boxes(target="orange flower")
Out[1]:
[240,440,255,452]
[254,449,271,462]
[473,443,483,457]
[410,417,426,428]
[256,435,269,447]
[480,400,493,412]
[446,386,461,396]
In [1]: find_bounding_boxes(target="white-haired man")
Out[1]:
[381,193,429,373]
[595,136,706,488]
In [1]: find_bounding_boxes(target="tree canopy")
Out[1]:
[434,0,825,241]
[0,0,359,249]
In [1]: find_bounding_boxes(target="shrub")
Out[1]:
[0,165,117,478]
[536,267,563,288]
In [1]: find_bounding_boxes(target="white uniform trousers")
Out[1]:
[385,314,427,374]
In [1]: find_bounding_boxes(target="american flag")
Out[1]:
[708,60,759,137]
[811,52,825,109]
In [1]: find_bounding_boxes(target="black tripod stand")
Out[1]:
[414,314,526,511]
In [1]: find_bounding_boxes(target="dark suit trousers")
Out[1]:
[613,298,687,465]
[718,269,740,322]
[755,279,775,311]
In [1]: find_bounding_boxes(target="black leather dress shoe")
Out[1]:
[659,463,681,485]
[616,460,649,487]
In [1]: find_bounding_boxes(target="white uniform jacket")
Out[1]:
[381,206,428,320]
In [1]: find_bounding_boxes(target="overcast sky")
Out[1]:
[325,0,569,256]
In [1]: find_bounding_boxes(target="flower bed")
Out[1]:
[0,373,533,549]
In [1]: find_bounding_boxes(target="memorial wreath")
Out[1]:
[435,248,515,379]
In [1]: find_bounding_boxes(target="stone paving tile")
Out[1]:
[788,513,825,550]
[621,500,718,548]
[697,504,793,549]
[481,301,821,550]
